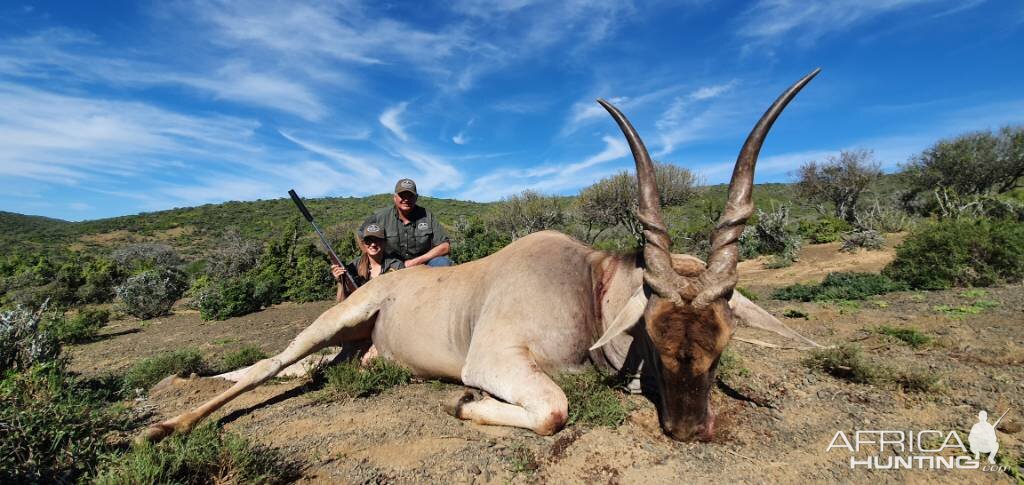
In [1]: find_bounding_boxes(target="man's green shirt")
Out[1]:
[363,205,449,262]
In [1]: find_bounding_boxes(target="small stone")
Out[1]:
[468,465,482,475]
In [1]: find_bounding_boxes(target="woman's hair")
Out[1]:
[354,231,372,281]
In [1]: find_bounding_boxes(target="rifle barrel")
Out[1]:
[287,189,357,289]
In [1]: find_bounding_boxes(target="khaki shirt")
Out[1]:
[363,205,449,261]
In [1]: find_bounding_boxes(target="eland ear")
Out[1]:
[729,292,821,348]
[590,286,648,351]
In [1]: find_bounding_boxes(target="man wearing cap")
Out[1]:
[362,178,451,267]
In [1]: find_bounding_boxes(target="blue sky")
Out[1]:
[1,0,1022,221]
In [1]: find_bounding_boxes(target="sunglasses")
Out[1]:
[363,238,384,246]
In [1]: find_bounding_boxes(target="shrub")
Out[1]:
[115,268,187,319]
[205,228,261,279]
[111,243,182,273]
[798,217,852,244]
[94,422,300,484]
[451,217,511,264]
[220,345,267,372]
[45,308,110,344]
[282,243,334,303]
[840,229,885,252]
[196,275,271,321]
[555,369,629,427]
[743,205,801,266]
[873,325,931,348]
[804,344,884,384]
[122,349,207,393]
[773,272,907,302]
[716,348,750,380]
[1,364,131,484]
[804,344,938,392]
[796,149,883,222]
[0,305,61,371]
[883,218,1024,289]
[320,358,412,398]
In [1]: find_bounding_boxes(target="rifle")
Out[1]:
[288,189,358,292]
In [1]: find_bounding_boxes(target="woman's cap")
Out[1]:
[362,223,386,240]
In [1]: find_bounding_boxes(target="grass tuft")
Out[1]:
[505,444,540,476]
[874,325,932,348]
[805,344,940,392]
[717,348,750,380]
[783,309,809,319]
[805,345,883,384]
[122,349,207,393]
[320,358,412,399]
[555,369,629,427]
[219,345,267,372]
[94,422,301,484]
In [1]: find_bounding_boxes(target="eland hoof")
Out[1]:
[136,422,175,444]
[443,389,485,418]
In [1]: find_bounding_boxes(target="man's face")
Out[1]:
[394,191,417,212]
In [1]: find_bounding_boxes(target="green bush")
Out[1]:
[798,217,852,243]
[321,358,412,398]
[115,268,187,319]
[45,308,110,344]
[282,244,334,303]
[1,364,131,484]
[555,369,629,427]
[773,272,907,302]
[1,305,62,371]
[94,422,300,484]
[740,205,801,266]
[840,229,885,252]
[451,217,511,264]
[196,277,265,321]
[220,345,267,372]
[883,218,1024,289]
[122,349,207,393]
[873,325,931,348]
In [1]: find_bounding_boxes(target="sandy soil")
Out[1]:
[67,239,1023,484]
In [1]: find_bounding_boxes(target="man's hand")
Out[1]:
[330,264,347,281]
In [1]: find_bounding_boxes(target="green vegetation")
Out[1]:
[220,345,267,372]
[735,286,759,301]
[95,423,300,484]
[1,364,133,484]
[1,305,62,371]
[45,307,110,344]
[873,325,931,348]
[717,348,750,380]
[805,344,939,392]
[319,358,413,399]
[934,300,999,318]
[806,345,883,384]
[798,216,853,243]
[740,204,802,267]
[122,348,207,393]
[884,218,1024,289]
[115,268,187,319]
[505,444,540,476]
[783,309,809,319]
[773,272,908,302]
[555,369,629,427]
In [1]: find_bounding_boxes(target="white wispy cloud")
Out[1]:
[0,82,261,185]
[379,102,411,141]
[0,29,326,120]
[452,118,474,145]
[460,134,628,200]
[736,0,944,46]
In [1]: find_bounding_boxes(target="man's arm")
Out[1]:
[405,241,449,267]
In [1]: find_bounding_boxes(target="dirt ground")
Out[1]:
[68,238,1023,484]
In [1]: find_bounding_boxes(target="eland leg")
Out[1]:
[451,346,568,436]
[138,297,378,443]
